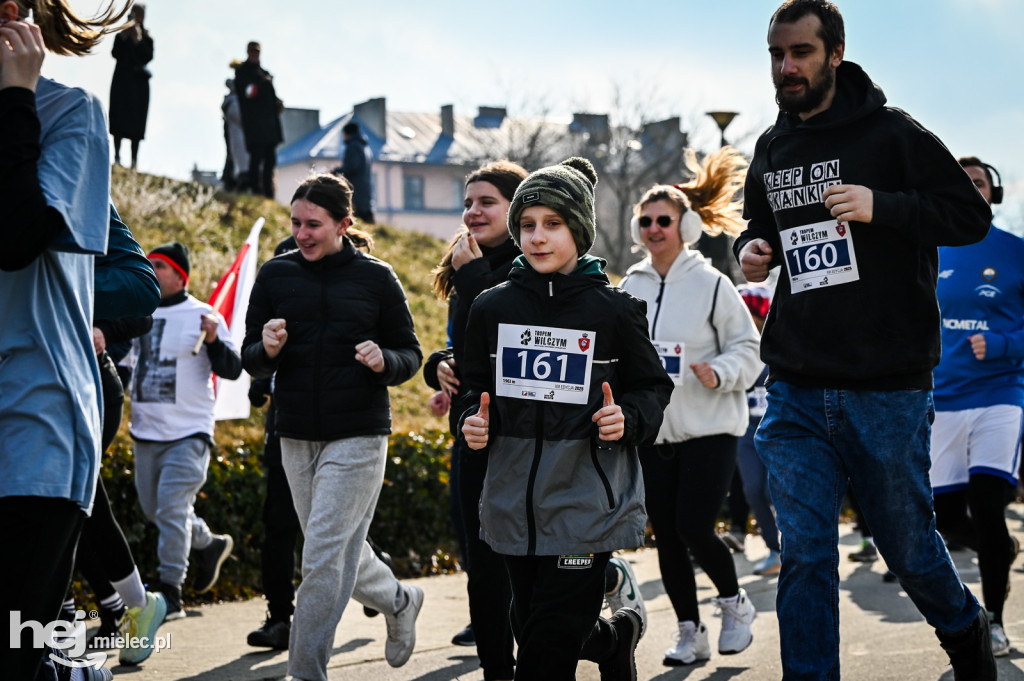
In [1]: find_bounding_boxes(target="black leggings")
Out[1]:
[459,443,515,680]
[75,352,137,602]
[934,474,1017,622]
[640,435,740,623]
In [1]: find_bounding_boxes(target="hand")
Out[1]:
[823,184,873,223]
[968,333,987,360]
[437,358,460,396]
[200,314,220,343]
[739,238,773,283]
[355,340,385,373]
[0,19,45,91]
[592,382,624,442]
[690,362,720,389]
[248,382,269,408]
[429,390,451,417]
[262,318,287,358]
[451,233,483,270]
[463,392,490,450]
[92,327,106,355]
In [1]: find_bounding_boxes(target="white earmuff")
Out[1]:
[629,215,644,247]
[630,210,705,248]
[680,209,704,244]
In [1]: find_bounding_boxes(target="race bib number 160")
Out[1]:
[780,219,859,294]
[496,323,595,405]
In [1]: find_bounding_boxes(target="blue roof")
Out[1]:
[277,108,576,168]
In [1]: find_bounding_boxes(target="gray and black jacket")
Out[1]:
[459,255,673,556]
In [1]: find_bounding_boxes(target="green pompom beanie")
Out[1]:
[507,157,599,255]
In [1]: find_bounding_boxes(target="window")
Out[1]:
[403,175,424,211]
[453,179,464,210]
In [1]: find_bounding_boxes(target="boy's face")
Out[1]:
[519,205,579,275]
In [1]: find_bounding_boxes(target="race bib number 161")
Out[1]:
[496,323,595,404]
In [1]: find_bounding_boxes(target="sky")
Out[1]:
[45,0,1024,228]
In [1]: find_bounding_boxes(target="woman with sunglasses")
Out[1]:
[619,146,763,667]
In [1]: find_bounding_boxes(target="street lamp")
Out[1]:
[706,110,739,148]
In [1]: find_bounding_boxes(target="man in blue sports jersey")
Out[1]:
[929,156,1024,659]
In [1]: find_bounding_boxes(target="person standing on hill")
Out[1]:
[234,40,281,199]
[108,2,152,169]
[332,121,374,223]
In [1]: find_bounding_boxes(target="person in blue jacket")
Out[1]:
[929,156,1024,658]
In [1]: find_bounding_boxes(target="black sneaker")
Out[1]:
[247,615,290,649]
[86,603,126,649]
[848,541,878,562]
[451,622,475,646]
[155,581,185,621]
[936,608,997,681]
[598,608,643,681]
[193,534,234,594]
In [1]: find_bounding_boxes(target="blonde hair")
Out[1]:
[15,0,130,56]
[634,146,748,238]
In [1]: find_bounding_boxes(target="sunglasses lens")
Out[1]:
[658,215,673,227]
[638,216,652,228]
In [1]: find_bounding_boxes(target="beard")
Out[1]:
[774,60,835,115]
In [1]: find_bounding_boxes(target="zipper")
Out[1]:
[525,401,544,555]
[590,439,616,509]
[314,269,327,440]
[649,277,666,337]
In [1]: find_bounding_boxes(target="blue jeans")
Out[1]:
[737,421,781,553]
[755,381,979,681]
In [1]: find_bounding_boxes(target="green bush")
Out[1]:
[79,428,456,608]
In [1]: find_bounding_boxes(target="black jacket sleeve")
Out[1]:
[423,348,453,391]
[871,112,991,247]
[94,206,160,319]
[0,87,65,271]
[242,272,281,379]
[376,267,422,386]
[206,336,243,380]
[95,315,153,345]
[454,298,497,451]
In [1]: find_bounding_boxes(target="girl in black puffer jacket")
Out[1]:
[242,174,423,679]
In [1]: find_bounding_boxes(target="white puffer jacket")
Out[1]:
[620,248,763,443]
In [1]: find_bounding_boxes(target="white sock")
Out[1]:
[718,594,740,605]
[112,567,148,610]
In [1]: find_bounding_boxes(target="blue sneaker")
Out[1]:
[753,550,781,576]
[119,591,168,665]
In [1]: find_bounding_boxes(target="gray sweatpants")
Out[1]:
[133,436,216,587]
[282,435,405,681]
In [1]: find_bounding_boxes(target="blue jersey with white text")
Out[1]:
[934,225,1024,411]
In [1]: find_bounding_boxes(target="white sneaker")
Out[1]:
[663,620,711,666]
[715,588,755,654]
[991,620,1011,657]
[605,556,648,633]
[384,584,423,667]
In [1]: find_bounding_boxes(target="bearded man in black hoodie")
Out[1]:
[734,1,995,680]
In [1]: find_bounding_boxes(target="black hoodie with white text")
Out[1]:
[735,61,991,390]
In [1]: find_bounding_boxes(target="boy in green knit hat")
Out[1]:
[459,158,673,680]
